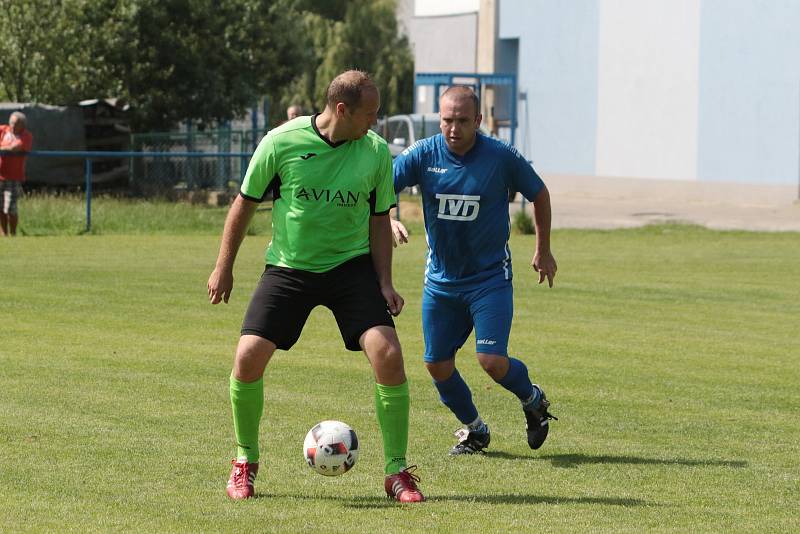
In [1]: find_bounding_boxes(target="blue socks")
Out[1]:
[433,369,479,425]
[496,357,541,409]
[435,358,541,427]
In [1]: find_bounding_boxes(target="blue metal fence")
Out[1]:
[21,150,251,232]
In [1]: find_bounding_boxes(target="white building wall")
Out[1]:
[414,0,479,17]
[500,0,599,174]
[697,0,800,184]
[595,0,700,180]
[401,0,800,185]
[407,13,478,74]
[400,0,479,113]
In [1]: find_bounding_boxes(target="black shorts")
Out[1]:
[241,254,395,351]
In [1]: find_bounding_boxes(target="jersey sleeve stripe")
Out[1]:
[371,203,397,216]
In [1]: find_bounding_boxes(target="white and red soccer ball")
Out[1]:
[303,420,359,476]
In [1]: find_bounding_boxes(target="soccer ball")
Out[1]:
[303,420,359,476]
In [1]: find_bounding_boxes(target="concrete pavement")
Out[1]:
[522,174,800,232]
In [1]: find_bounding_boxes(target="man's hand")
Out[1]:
[390,219,409,247]
[381,285,404,316]
[532,251,557,288]
[207,267,234,304]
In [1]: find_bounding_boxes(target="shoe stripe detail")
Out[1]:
[227,460,258,497]
[386,467,424,501]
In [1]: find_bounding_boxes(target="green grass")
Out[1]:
[17,194,274,236]
[1,222,799,532]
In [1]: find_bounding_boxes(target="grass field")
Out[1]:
[16,194,273,236]
[1,212,799,532]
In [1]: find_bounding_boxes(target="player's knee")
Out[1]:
[425,360,455,382]
[233,335,275,381]
[477,353,508,381]
[375,342,404,373]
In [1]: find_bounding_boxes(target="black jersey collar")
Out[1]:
[311,113,348,148]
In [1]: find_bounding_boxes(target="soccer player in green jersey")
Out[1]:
[208,70,424,502]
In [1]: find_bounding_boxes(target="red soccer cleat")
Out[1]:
[226,459,259,500]
[384,465,425,503]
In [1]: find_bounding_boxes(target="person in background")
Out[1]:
[286,104,304,121]
[0,112,33,236]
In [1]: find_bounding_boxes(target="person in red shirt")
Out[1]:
[0,111,33,236]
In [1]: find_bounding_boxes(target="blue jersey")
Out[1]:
[394,133,544,288]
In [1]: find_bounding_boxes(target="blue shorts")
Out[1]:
[422,281,513,363]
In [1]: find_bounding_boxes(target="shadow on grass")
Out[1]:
[484,451,747,469]
[541,453,747,469]
[270,492,649,509]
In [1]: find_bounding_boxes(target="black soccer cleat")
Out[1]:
[524,385,558,450]
[450,426,491,455]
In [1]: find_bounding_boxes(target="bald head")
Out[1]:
[440,86,480,117]
[325,70,377,111]
[318,70,380,142]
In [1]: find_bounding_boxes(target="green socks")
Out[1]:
[230,375,264,463]
[374,381,410,475]
[231,376,409,472]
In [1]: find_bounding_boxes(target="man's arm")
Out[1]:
[207,195,259,304]
[388,208,409,247]
[369,213,404,316]
[530,185,557,287]
[0,132,27,152]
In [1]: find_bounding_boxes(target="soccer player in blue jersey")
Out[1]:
[391,86,558,455]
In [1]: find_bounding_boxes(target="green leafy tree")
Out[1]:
[272,0,414,125]
[0,0,302,131]
[0,0,91,103]
[316,0,414,115]
[293,0,349,21]
[110,0,302,130]
[0,0,413,132]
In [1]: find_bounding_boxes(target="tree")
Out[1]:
[0,0,302,131]
[272,0,414,124]
[0,0,92,103]
[108,0,302,131]
[316,0,414,116]
[0,0,414,132]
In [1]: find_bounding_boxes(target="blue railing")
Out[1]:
[14,150,251,232]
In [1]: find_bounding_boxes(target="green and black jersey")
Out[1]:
[240,115,396,273]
